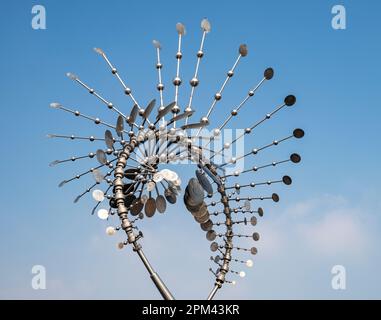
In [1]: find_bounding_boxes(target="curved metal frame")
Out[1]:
[112,133,237,300]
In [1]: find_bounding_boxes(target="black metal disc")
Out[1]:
[258,207,264,217]
[264,67,274,80]
[282,175,292,185]
[284,95,296,106]
[124,194,136,207]
[124,168,138,180]
[272,193,280,202]
[164,188,177,204]
[251,247,258,255]
[290,153,301,163]
[130,198,143,216]
[293,128,305,139]
[109,198,118,209]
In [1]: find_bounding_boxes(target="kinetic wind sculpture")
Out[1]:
[49,19,304,300]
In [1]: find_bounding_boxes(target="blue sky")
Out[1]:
[0,0,380,299]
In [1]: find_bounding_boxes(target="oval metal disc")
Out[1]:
[144,197,156,218]
[116,115,124,136]
[156,195,167,213]
[201,219,213,232]
[127,104,139,125]
[250,216,257,226]
[130,198,143,216]
[143,99,156,119]
[124,194,136,207]
[96,149,107,165]
[195,170,213,195]
[210,242,219,252]
[124,168,138,180]
[104,130,114,149]
[258,207,264,217]
[164,189,177,204]
[272,193,280,202]
[251,247,258,255]
[206,230,217,241]
[92,169,104,183]
[252,232,260,241]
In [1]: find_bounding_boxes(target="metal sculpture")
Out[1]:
[49,18,304,300]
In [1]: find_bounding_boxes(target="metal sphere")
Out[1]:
[171,104,180,114]
[173,77,182,86]
[200,116,209,124]
[252,148,258,155]
[190,77,199,87]
[176,52,182,59]
[231,109,238,116]
[138,109,145,116]
[156,62,162,69]
[214,93,222,101]
[124,87,131,95]
[245,128,251,134]
[227,70,234,77]
[197,50,204,58]
[111,68,117,74]
[157,83,164,91]
[107,102,113,109]
[248,90,255,97]
[89,88,94,94]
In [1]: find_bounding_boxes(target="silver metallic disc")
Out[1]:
[250,216,257,226]
[145,197,156,217]
[96,149,107,165]
[156,195,167,213]
[200,219,213,232]
[252,232,260,241]
[195,170,213,195]
[127,104,138,125]
[104,130,114,149]
[116,115,124,136]
[206,230,217,241]
[210,242,219,252]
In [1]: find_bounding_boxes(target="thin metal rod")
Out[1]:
[134,244,175,300]
[207,285,219,300]
[196,53,243,137]
[93,49,143,111]
[185,30,207,125]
